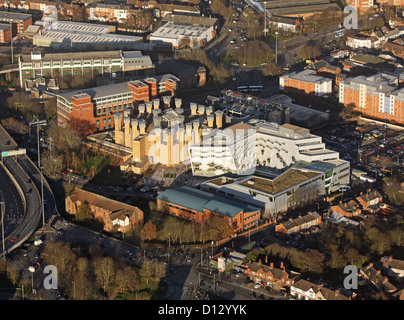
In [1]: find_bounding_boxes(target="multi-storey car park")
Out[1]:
[18,50,155,88]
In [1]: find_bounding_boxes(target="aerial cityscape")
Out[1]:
[0,0,404,306]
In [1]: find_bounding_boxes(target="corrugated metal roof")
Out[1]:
[157,186,260,218]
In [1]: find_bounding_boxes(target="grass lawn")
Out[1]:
[114,278,166,300]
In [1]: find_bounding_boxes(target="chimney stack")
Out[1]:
[215,110,223,128]
[190,103,197,115]
[153,98,160,109]
[138,104,145,115]
[207,114,214,128]
[146,101,153,114]
[139,119,146,135]
[198,105,205,115]
[175,98,182,108]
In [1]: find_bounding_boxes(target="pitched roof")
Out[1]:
[381,256,404,271]
[68,188,143,221]
[292,279,350,300]
[360,264,397,293]
[356,190,382,203]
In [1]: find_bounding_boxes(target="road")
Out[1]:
[0,124,48,256]
[0,164,24,237]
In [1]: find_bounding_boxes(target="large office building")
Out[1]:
[189,118,344,174]
[279,69,333,96]
[55,74,179,135]
[253,120,340,170]
[188,122,257,177]
[0,23,11,43]
[339,72,404,125]
[33,21,143,49]
[199,168,326,220]
[18,50,154,88]
[0,11,32,34]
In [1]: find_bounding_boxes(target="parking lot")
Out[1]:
[316,120,404,181]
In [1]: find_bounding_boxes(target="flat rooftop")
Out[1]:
[20,50,124,62]
[255,0,341,16]
[0,11,32,21]
[239,169,322,195]
[281,69,332,84]
[151,21,211,39]
[35,30,142,44]
[46,20,115,34]
[162,14,217,27]
[0,23,10,30]
[57,74,179,102]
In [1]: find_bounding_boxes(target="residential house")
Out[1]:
[290,279,355,300]
[275,211,321,235]
[359,263,397,294]
[210,249,246,272]
[330,200,362,218]
[355,190,383,213]
[246,261,301,290]
[383,41,404,60]
[65,188,144,234]
[380,256,404,282]
[393,288,404,300]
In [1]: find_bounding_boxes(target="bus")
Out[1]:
[249,85,263,92]
[335,28,345,38]
[237,86,249,92]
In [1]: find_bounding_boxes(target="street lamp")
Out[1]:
[1,202,5,261]
[264,2,267,38]
[40,167,45,228]
[28,267,35,294]
[275,31,278,64]
[9,21,13,64]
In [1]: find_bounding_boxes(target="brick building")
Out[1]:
[156,186,261,233]
[0,11,32,34]
[339,73,404,125]
[245,261,301,291]
[279,69,332,96]
[274,211,321,235]
[330,200,362,218]
[0,23,11,43]
[290,279,354,300]
[346,0,375,14]
[65,189,144,234]
[55,74,178,135]
[355,189,383,212]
